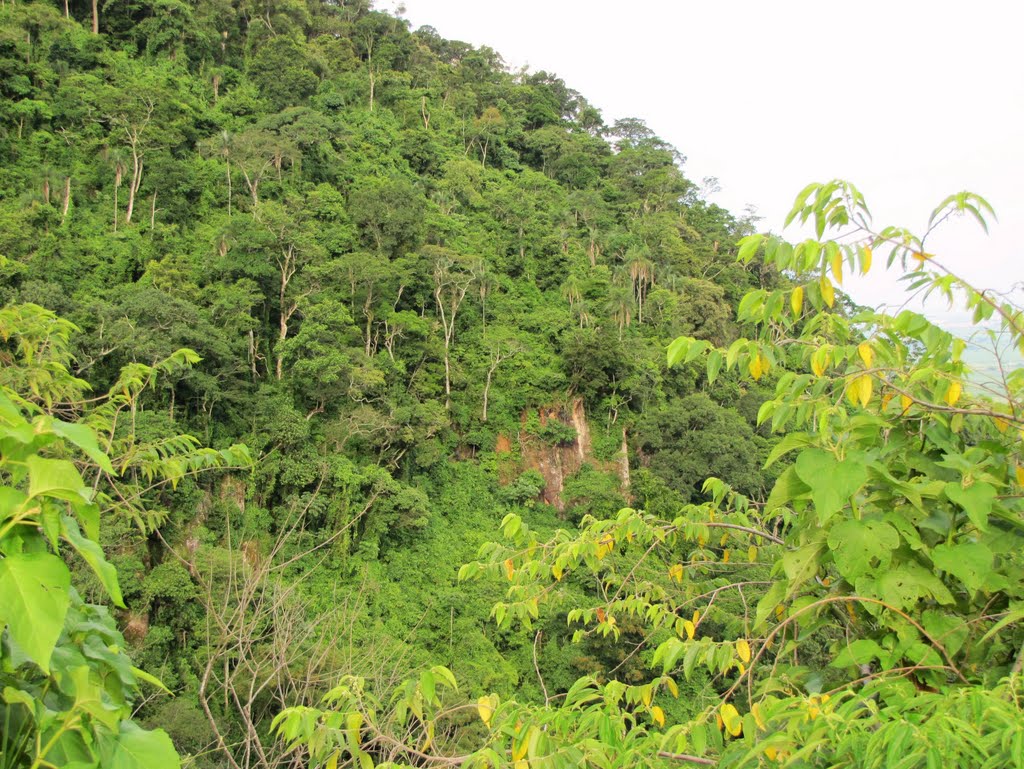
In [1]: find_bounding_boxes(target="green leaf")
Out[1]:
[931,542,992,593]
[755,580,788,629]
[420,669,436,703]
[782,540,825,591]
[876,564,955,609]
[48,418,115,474]
[980,604,1024,642]
[763,432,814,469]
[26,456,91,503]
[103,722,181,769]
[827,519,899,580]
[0,552,71,673]
[831,639,883,668]
[61,514,124,608]
[706,349,723,384]
[944,481,996,531]
[794,449,867,524]
[131,666,172,694]
[667,337,692,368]
[764,465,809,514]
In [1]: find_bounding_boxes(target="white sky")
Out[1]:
[384,0,1023,321]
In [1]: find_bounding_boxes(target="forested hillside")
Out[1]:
[2,1,1023,768]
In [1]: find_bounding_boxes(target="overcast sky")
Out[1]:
[383,0,1023,322]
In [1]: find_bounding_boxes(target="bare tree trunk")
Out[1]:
[225,158,232,217]
[113,182,119,233]
[275,246,298,380]
[248,329,259,379]
[482,364,494,423]
[125,154,142,225]
[61,177,71,223]
[91,0,98,33]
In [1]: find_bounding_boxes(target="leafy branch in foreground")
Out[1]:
[275,182,1024,767]
[0,304,251,769]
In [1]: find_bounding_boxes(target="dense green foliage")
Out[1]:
[0,1,781,766]
[2,1,1022,768]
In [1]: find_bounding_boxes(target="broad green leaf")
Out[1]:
[0,552,71,673]
[876,564,955,609]
[764,465,809,513]
[420,669,436,703]
[921,610,969,657]
[782,541,825,590]
[26,456,91,503]
[794,449,867,524]
[48,418,115,473]
[103,722,181,769]
[931,542,992,593]
[763,432,813,468]
[827,519,899,580]
[706,349,723,384]
[62,515,124,607]
[944,481,996,531]
[831,639,883,668]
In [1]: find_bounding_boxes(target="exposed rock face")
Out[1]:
[496,398,629,512]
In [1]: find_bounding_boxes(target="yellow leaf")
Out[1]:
[515,761,529,769]
[765,746,778,760]
[861,245,873,274]
[692,610,700,625]
[791,285,804,317]
[513,733,529,762]
[477,695,497,727]
[747,545,757,563]
[900,394,913,412]
[752,702,766,730]
[854,374,873,408]
[881,392,893,410]
[715,713,723,732]
[664,677,679,697]
[719,533,729,547]
[857,342,874,369]
[669,563,685,583]
[808,705,821,721]
[993,416,1009,433]
[651,705,665,727]
[326,751,340,769]
[831,251,843,285]
[820,276,835,308]
[551,563,563,581]
[912,251,932,262]
[641,686,653,707]
[503,559,515,580]
[596,533,615,559]
[775,605,785,619]
[683,620,695,640]
[736,639,752,664]
[748,354,763,381]
[720,703,743,737]
[1016,465,1024,486]
[722,549,730,563]
[811,347,830,377]
[945,381,962,406]
[737,663,745,675]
